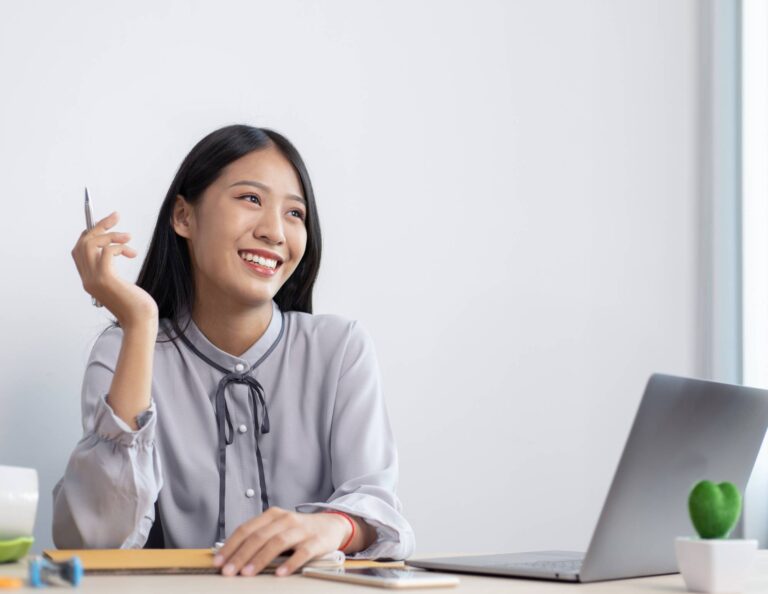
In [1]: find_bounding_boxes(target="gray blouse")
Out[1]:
[52,300,414,559]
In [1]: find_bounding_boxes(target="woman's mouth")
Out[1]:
[238,251,282,277]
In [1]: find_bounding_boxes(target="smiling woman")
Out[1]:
[56,125,414,577]
[168,143,312,356]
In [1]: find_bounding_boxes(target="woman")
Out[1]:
[53,124,414,577]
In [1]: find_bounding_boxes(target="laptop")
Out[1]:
[408,373,768,582]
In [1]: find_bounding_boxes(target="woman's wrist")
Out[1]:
[322,511,355,551]
[119,306,159,334]
[320,511,377,554]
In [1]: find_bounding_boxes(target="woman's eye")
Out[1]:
[239,194,304,220]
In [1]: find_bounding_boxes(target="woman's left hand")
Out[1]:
[213,507,351,577]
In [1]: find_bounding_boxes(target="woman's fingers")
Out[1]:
[70,211,159,325]
[77,211,119,240]
[91,211,119,234]
[88,231,132,248]
[221,516,295,576]
[101,244,137,261]
[215,510,341,578]
[239,528,306,577]
[94,243,137,271]
[93,242,136,270]
[81,233,132,268]
[74,211,121,257]
[73,208,130,265]
[216,508,283,564]
[80,245,136,296]
[275,538,324,577]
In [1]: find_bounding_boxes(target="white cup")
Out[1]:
[0,465,38,540]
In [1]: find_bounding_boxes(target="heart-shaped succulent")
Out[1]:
[688,480,742,539]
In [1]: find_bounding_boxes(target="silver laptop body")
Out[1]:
[408,374,768,582]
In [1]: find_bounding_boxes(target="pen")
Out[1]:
[84,187,103,308]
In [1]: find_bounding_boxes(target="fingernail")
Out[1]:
[276,566,287,577]
[213,555,224,567]
[241,564,254,576]
[223,563,236,576]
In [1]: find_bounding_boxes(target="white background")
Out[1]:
[742,0,768,545]
[0,0,704,554]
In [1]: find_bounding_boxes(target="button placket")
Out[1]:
[229,381,260,507]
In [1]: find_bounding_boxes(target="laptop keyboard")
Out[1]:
[500,559,583,572]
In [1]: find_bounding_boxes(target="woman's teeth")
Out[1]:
[239,251,278,270]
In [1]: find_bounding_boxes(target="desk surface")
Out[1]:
[3,552,768,593]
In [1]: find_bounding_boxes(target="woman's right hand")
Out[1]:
[71,211,158,329]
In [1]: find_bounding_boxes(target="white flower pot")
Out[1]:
[675,537,758,593]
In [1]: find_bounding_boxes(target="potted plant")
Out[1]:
[675,480,758,593]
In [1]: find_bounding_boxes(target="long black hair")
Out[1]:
[135,124,322,328]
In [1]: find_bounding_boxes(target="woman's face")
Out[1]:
[173,145,308,309]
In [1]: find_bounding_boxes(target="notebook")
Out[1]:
[43,548,404,575]
[43,548,347,575]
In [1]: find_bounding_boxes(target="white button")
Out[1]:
[238,424,248,434]
[235,363,245,372]
[245,488,255,498]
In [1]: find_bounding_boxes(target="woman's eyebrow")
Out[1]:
[228,179,306,204]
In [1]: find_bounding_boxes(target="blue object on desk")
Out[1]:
[28,556,82,588]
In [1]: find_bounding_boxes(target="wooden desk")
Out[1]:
[2,552,768,592]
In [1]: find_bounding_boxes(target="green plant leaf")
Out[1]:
[688,480,742,539]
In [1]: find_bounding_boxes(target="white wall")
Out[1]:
[0,0,703,554]
[742,0,768,545]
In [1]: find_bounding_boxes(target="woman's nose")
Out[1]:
[254,206,285,244]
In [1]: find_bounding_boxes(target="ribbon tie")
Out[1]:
[171,313,285,544]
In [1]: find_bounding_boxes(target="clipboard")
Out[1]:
[43,549,403,575]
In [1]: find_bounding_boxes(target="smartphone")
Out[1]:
[302,567,460,589]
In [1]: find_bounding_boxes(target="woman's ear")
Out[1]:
[172,194,193,238]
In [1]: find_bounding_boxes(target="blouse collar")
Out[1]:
[172,300,284,373]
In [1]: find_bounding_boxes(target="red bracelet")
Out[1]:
[323,511,356,552]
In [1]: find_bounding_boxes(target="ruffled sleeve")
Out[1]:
[52,326,163,549]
